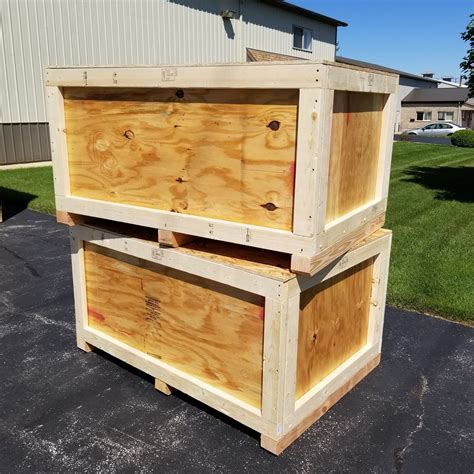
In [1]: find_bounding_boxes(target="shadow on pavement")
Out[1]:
[0,187,37,221]
[403,166,474,202]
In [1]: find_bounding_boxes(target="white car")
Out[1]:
[404,122,465,137]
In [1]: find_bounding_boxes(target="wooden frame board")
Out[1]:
[47,61,398,276]
[70,224,392,454]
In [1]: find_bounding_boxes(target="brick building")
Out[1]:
[401,88,474,131]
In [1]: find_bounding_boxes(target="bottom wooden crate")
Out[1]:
[69,224,391,454]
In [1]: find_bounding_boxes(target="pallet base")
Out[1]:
[57,210,88,226]
[77,337,94,353]
[154,378,174,396]
[260,353,381,454]
[157,230,198,248]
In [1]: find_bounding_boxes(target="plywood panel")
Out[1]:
[64,87,298,231]
[296,258,374,399]
[177,239,293,282]
[326,92,386,223]
[84,243,264,408]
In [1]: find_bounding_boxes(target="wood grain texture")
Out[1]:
[84,243,264,408]
[291,212,385,275]
[176,239,293,282]
[296,258,374,399]
[56,210,88,226]
[155,378,174,396]
[80,215,294,282]
[326,91,386,223]
[261,353,381,455]
[157,230,198,248]
[64,87,298,231]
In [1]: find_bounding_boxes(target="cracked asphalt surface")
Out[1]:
[1,209,473,472]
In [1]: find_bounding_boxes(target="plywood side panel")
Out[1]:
[64,87,298,231]
[84,243,264,408]
[296,258,374,399]
[326,92,386,223]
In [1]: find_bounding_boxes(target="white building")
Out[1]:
[0,0,346,165]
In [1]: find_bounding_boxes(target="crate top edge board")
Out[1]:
[45,60,398,92]
[45,59,399,73]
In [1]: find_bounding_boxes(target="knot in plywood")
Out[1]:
[260,202,278,212]
[267,120,280,131]
[124,129,135,140]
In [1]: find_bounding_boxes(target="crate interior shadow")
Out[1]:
[403,166,474,202]
[0,187,38,220]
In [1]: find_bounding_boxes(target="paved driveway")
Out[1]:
[0,210,473,472]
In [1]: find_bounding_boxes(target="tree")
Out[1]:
[460,14,474,97]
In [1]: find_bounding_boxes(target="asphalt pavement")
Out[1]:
[0,209,473,472]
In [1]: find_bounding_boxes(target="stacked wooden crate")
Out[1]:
[46,61,397,454]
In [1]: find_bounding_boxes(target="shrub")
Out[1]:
[451,129,474,147]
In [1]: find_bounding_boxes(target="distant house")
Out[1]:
[401,88,474,131]
[421,72,466,88]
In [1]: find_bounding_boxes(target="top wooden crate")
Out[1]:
[46,61,398,275]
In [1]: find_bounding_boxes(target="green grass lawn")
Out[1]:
[0,165,55,215]
[386,142,473,325]
[0,143,473,324]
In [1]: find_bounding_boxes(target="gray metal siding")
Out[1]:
[0,124,51,164]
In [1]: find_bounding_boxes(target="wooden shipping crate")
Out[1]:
[47,61,398,275]
[70,223,392,454]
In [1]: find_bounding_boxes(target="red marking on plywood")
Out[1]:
[258,307,265,321]
[345,111,352,126]
[88,306,105,322]
[289,161,296,192]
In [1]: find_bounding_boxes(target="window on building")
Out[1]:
[293,26,312,51]
[438,111,454,121]
[416,111,432,121]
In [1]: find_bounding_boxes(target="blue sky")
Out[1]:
[293,0,472,79]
